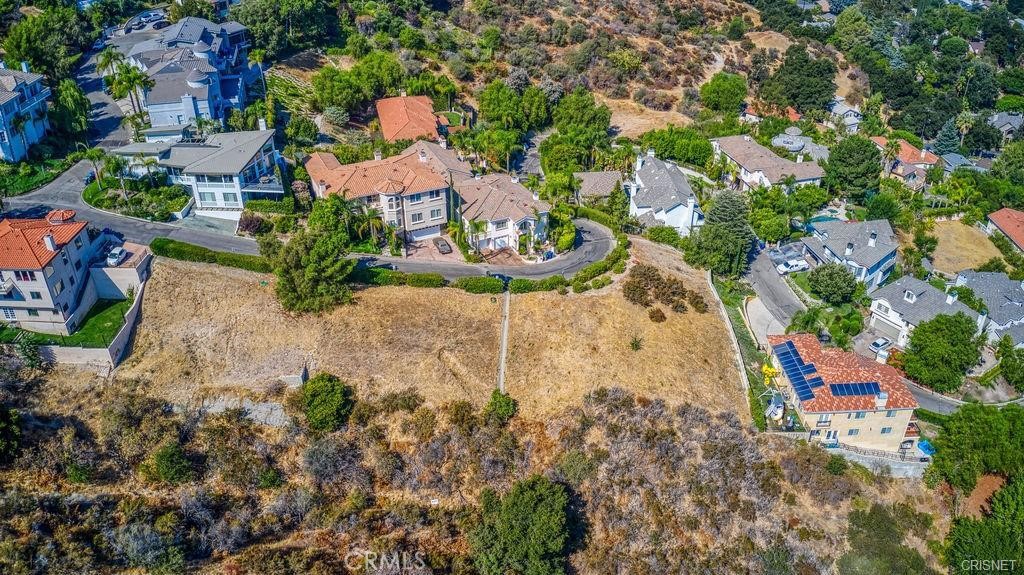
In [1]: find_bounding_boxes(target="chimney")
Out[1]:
[868,231,877,248]
[318,179,326,193]
[20,61,28,73]
[418,149,427,162]
[920,148,926,160]
[874,391,888,408]
[511,173,519,183]
[743,135,751,141]
[532,190,539,201]
[43,234,57,252]
[946,291,959,305]
[796,154,804,163]
[474,172,481,180]
[400,89,407,97]
[258,118,267,131]
[373,149,382,161]
[439,135,447,149]
[636,154,644,173]
[844,242,854,256]
[646,148,655,158]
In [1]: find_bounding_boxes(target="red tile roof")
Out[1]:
[988,207,1024,251]
[767,333,917,413]
[869,136,940,166]
[375,95,440,143]
[0,211,87,270]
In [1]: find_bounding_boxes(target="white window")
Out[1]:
[816,414,831,426]
[428,190,442,200]
[199,192,216,202]
[409,193,423,204]
[495,220,508,230]
[848,429,859,436]
[387,197,401,210]
[876,303,889,314]
[14,271,36,281]
[854,412,866,420]
[53,280,64,295]
[411,213,423,223]
[1,308,14,320]
[27,309,38,317]
[886,410,896,418]
[825,430,838,440]
[223,193,239,204]
[881,427,892,435]
[430,208,442,220]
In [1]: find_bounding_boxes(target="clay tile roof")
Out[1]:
[767,333,917,413]
[988,207,1024,251]
[0,215,88,270]
[455,174,551,223]
[375,95,440,143]
[869,136,940,166]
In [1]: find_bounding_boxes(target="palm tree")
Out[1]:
[358,207,386,245]
[139,155,159,188]
[955,111,974,146]
[250,48,268,95]
[85,147,106,191]
[112,64,154,116]
[882,139,901,176]
[96,47,125,77]
[468,219,487,252]
[103,154,129,200]
[447,221,466,247]
[10,113,28,158]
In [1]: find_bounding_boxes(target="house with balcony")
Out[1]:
[869,137,940,192]
[800,219,898,290]
[711,135,824,191]
[0,63,51,163]
[869,276,981,348]
[0,210,103,335]
[454,173,550,254]
[112,129,282,220]
[768,333,919,454]
[304,140,474,241]
[628,150,704,236]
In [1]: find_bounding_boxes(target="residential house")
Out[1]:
[828,97,863,134]
[454,173,550,253]
[304,140,473,241]
[986,207,1024,252]
[113,129,282,220]
[628,151,704,236]
[739,101,802,124]
[573,170,622,203]
[768,333,920,453]
[0,210,101,335]
[770,127,830,162]
[955,271,1024,345]
[0,63,51,163]
[712,135,825,190]
[124,17,250,132]
[988,112,1023,142]
[869,276,981,348]
[969,40,986,55]
[801,219,898,290]
[376,94,445,143]
[941,152,985,176]
[869,137,940,191]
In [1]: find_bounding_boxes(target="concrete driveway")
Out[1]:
[77,45,133,149]
[746,249,805,328]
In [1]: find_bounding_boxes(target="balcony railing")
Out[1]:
[241,175,283,193]
[0,277,14,295]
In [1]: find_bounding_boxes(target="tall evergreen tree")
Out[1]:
[934,118,961,156]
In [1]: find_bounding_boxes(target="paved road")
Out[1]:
[746,250,805,327]
[4,161,261,254]
[77,46,131,149]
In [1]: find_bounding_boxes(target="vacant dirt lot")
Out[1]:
[596,94,692,138]
[932,221,1002,274]
[505,239,748,419]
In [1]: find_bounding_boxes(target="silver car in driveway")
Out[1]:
[868,337,893,354]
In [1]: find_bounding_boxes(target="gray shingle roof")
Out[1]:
[872,276,978,327]
[957,271,1024,326]
[633,155,694,212]
[574,170,622,198]
[145,59,218,105]
[805,219,898,270]
[113,130,274,175]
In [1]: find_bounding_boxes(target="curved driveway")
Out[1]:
[5,162,616,279]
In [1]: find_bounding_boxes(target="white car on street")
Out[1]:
[775,259,809,275]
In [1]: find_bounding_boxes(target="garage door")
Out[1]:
[408,225,441,241]
[871,315,903,341]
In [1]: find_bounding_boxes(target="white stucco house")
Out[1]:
[0,63,51,163]
[711,135,824,191]
[455,173,550,253]
[628,150,704,236]
[869,276,981,348]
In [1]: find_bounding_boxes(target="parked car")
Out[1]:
[106,246,127,267]
[142,12,163,22]
[868,337,893,354]
[433,237,453,255]
[775,259,809,275]
[152,20,170,29]
[84,171,95,185]
[92,38,106,51]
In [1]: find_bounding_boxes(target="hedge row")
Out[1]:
[150,237,273,273]
[509,275,569,294]
[574,205,619,231]
[451,276,504,294]
[348,267,447,288]
[572,233,630,284]
[244,197,296,215]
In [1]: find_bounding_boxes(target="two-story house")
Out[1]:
[869,137,940,191]
[869,275,981,348]
[801,219,898,290]
[828,97,863,134]
[768,333,919,454]
[986,207,1024,252]
[454,173,550,254]
[112,129,282,220]
[0,63,51,162]
[955,270,1024,346]
[0,210,102,335]
[711,135,824,191]
[304,140,474,241]
[628,150,704,236]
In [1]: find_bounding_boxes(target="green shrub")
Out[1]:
[826,454,849,475]
[591,276,612,289]
[648,307,667,322]
[574,205,619,230]
[0,408,20,465]
[453,276,504,294]
[245,197,296,214]
[572,280,591,293]
[406,272,447,288]
[150,238,272,272]
[142,441,193,484]
[482,389,518,426]
[274,215,297,233]
[509,275,570,293]
[302,373,355,432]
[646,225,684,249]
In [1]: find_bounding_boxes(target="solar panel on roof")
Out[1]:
[808,376,825,388]
[829,382,881,397]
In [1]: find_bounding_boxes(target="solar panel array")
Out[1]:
[829,382,881,397]
[772,341,816,401]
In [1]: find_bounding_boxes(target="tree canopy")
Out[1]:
[903,312,982,393]
[825,136,882,199]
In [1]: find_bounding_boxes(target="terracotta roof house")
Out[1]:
[573,170,622,201]
[987,207,1024,252]
[740,101,802,124]
[0,211,105,335]
[376,95,442,143]
[870,137,940,190]
[455,173,550,254]
[712,135,825,190]
[305,141,473,241]
[768,333,919,453]
[869,275,981,348]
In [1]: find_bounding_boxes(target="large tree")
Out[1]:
[807,263,857,305]
[933,118,960,156]
[824,135,882,199]
[761,45,837,113]
[684,190,755,276]
[699,72,747,114]
[993,141,1024,186]
[902,312,983,393]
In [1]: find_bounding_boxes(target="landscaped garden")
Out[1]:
[0,298,131,348]
[83,176,190,222]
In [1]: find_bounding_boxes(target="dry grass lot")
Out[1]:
[932,220,1002,274]
[505,239,748,419]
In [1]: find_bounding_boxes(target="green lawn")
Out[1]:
[0,299,131,348]
[790,271,814,299]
